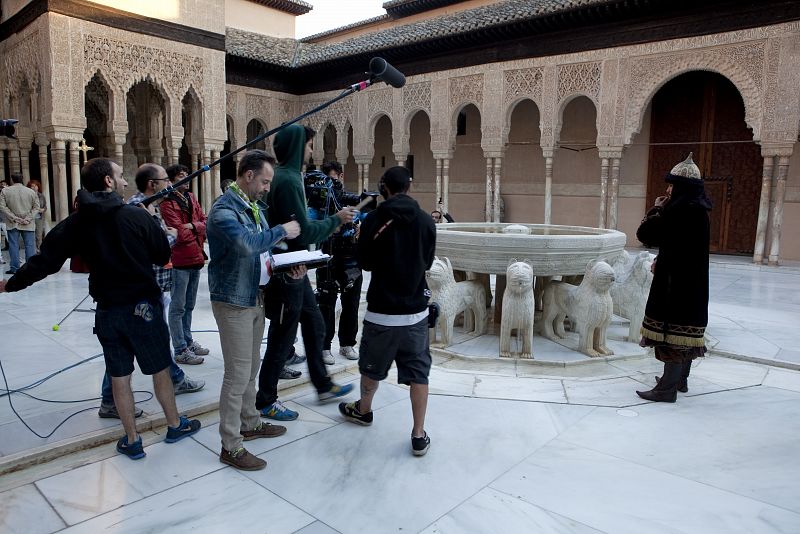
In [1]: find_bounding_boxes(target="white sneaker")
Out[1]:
[339,346,358,360]
[322,349,335,365]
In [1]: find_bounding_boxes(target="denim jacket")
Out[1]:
[207,188,287,307]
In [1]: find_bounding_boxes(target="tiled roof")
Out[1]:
[228,0,620,68]
[244,0,312,16]
[382,0,469,19]
[299,14,392,43]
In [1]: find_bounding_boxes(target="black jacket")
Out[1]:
[358,194,436,315]
[6,190,170,307]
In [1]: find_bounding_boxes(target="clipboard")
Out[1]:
[272,249,332,272]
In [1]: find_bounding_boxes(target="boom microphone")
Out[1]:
[369,58,406,89]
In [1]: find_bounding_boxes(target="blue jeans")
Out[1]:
[169,267,201,353]
[7,229,36,272]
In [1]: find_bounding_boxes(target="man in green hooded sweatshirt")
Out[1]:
[256,125,356,420]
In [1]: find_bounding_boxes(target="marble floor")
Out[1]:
[0,253,799,533]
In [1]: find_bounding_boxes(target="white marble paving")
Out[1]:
[244,396,566,534]
[35,438,221,525]
[563,376,649,407]
[420,487,605,534]
[690,356,769,389]
[61,468,314,534]
[472,375,567,403]
[762,367,800,393]
[0,483,66,534]
[490,440,800,534]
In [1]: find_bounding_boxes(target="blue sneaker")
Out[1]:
[260,400,299,421]
[318,383,354,403]
[116,435,146,460]
[165,415,201,443]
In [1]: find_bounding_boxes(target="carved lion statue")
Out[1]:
[541,261,616,357]
[500,261,535,359]
[610,251,655,342]
[426,256,487,347]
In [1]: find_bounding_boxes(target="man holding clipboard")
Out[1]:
[256,125,357,421]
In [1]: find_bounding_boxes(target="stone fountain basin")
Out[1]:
[435,223,627,276]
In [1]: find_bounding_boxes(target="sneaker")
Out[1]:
[5,269,17,275]
[338,400,373,426]
[339,346,358,360]
[188,341,210,356]
[285,348,306,365]
[411,431,431,457]
[164,415,201,443]
[241,421,287,441]
[175,347,204,365]
[279,366,302,380]
[260,400,299,421]
[98,402,143,419]
[318,383,353,403]
[322,349,335,365]
[220,447,266,471]
[174,376,205,395]
[116,435,146,460]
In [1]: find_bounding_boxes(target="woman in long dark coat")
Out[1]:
[635,153,712,403]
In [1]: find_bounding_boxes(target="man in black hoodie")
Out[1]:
[338,166,436,457]
[0,158,200,460]
[255,124,356,420]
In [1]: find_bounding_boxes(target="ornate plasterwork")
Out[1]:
[225,90,237,117]
[246,93,270,125]
[83,35,203,99]
[504,67,543,104]
[368,87,393,120]
[4,31,42,97]
[623,42,766,143]
[403,81,431,114]
[449,73,483,110]
[557,62,601,103]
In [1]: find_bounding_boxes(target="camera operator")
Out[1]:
[306,162,363,364]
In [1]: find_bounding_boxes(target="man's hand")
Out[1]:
[166,227,178,239]
[0,280,6,293]
[654,195,670,208]
[288,264,307,279]
[336,207,356,225]
[282,221,300,239]
[182,223,194,230]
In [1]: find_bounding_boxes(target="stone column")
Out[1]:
[190,150,200,197]
[68,141,81,199]
[442,157,451,214]
[7,142,21,176]
[598,157,609,228]
[396,153,408,167]
[35,137,51,222]
[50,139,69,221]
[753,154,775,264]
[434,157,442,210]
[543,152,554,224]
[768,155,791,265]
[608,157,621,229]
[168,138,182,166]
[18,139,32,184]
[201,149,212,213]
[211,149,222,200]
[492,156,502,223]
[485,157,493,222]
[360,163,370,192]
[0,141,6,183]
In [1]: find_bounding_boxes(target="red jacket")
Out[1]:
[160,191,207,268]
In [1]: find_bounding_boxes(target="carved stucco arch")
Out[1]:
[625,61,762,145]
[502,96,543,146]
[553,92,600,146]
[403,107,431,138]
[367,112,393,146]
[448,101,482,149]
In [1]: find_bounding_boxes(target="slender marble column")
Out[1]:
[202,149,212,213]
[211,149,222,199]
[608,157,621,229]
[434,158,442,211]
[68,141,81,200]
[362,163,370,192]
[753,155,775,264]
[442,158,451,214]
[50,140,69,221]
[544,156,553,224]
[768,156,790,265]
[36,138,51,222]
[0,142,6,183]
[19,140,31,184]
[190,152,200,198]
[7,143,21,176]
[485,158,493,223]
[598,157,609,228]
[493,156,502,223]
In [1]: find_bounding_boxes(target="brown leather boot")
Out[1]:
[220,447,266,471]
[636,387,677,403]
[655,375,688,393]
[241,422,287,441]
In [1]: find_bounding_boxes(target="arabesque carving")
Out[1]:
[4,32,41,97]
[449,73,484,109]
[504,67,543,104]
[403,81,431,114]
[557,62,601,103]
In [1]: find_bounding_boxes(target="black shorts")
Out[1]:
[94,301,172,377]
[359,318,431,385]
